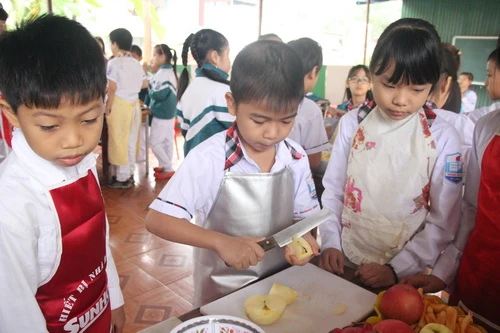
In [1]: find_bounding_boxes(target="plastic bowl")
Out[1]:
[170,315,265,333]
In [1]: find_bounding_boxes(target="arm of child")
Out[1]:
[0,220,49,331]
[104,216,125,333]
[146,210,265,270]
[105,80,117,115]
[149,82,174,101]
[318,114,356,274]
[404,118,483,293]
[389,124,463,279]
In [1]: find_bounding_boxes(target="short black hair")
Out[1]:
[287,37,323,76]
[130,44,142,57]
[230,40,304,114]
[0,14,106,113]
[0,3,7,21]
[488,47,500,68]
[95,36,105,55]
[460,72,473,82]
[258,33,282,42]
[370,18,441,86]
[109,28,132,51]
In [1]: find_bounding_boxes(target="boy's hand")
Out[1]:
[284,232,319,266]
[318,248,344,274]
[400,274,446,294]
[355,263,394,288]
[111,305,125,333]
[215,235,265,270]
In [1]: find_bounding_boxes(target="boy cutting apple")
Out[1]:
[146,40,321,307]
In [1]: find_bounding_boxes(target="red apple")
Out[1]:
[374,319,413,333]
[379,284,424,325]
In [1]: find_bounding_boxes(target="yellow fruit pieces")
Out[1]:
[269,283,298,305]
[286,236,314,260]
[410,295,484,333]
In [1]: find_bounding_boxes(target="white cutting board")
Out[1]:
[200,263,377,333]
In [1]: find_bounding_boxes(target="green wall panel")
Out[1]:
[402,0,500,108]
[312,66,326,98]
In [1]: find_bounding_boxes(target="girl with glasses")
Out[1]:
[337,65,374,113]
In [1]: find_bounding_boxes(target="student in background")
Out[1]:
[0,14,125,332]
[458,72,477,113]
[337,65,375,114]
[319,18,462,289]
[144,44,178,180]
[130,44,149,103]
[287,37,330,170]
[258,33,282,42]
[440,43,462,113]
[95,36,106,57]
[402,47,500,332]
[146,40,320,307]
[426,46,474,168]
[106,28,146,188]
[176,29,233,156]
[0,3,7,35]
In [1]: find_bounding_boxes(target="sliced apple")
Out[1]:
[269,283,298,305]
[333,303,347,315]
[244,294,287,326]
[286,236,313,260]
[421,323,453,333]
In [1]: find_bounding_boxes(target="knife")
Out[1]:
[257,209,332,251]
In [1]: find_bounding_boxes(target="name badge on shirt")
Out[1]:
[444,153,463,184]
[306,174,318,199]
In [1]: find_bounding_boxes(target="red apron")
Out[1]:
[35,171,111,333]
[451,135,500,332]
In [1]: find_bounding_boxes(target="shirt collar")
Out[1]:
[11,128,97,187]
[160,64,173,70]
[195,62,229,80]
[224,122,302,170]
[425,100,438,109]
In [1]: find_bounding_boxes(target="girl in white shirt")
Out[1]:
[176,29,233,156]
[145,44,178,180]
[319,18,462,289]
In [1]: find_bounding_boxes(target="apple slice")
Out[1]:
[333,303,347,315]
[269,283,298,305]
[244,294,287,326]
[421,323,453,333]
[286,236,313,260]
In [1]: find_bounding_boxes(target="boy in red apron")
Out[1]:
[0,15,125,332]
[402,48,500,332]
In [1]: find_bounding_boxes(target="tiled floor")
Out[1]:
[97,134,192,333]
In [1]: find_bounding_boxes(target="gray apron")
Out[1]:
[193,167,294,307]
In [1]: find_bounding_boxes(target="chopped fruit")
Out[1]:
[269,283,298,305]
[334,303,347,315]
[286,236,313,260]
[244,294,287,326]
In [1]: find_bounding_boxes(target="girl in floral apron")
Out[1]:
[319,18,463,289]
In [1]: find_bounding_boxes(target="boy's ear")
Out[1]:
[0,99,20,128]
[225,92,237,116]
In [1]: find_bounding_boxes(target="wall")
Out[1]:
[402,0,500,108]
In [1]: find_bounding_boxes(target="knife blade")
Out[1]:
[257,209,332,251]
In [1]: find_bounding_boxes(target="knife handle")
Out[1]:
[258,237,278,251]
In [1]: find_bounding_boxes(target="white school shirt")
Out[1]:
[432,109,475,169]
[461,89,477,113]
[149,130,320,225]
[466,101,500,124]
[0,129,123,332]
[106,55,144,102]
[288,97,330,155]
[319,109,463,277]
[432,109,500,287]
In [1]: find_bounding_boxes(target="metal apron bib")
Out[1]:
[193,167,294,307]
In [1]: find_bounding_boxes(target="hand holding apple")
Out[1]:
[318,247,345,274]
[285,233,319,266]
[355,263,395,288]
[399,274,446,294]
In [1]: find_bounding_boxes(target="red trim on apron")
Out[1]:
[451,135,500,329]
[35,171,111,332]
